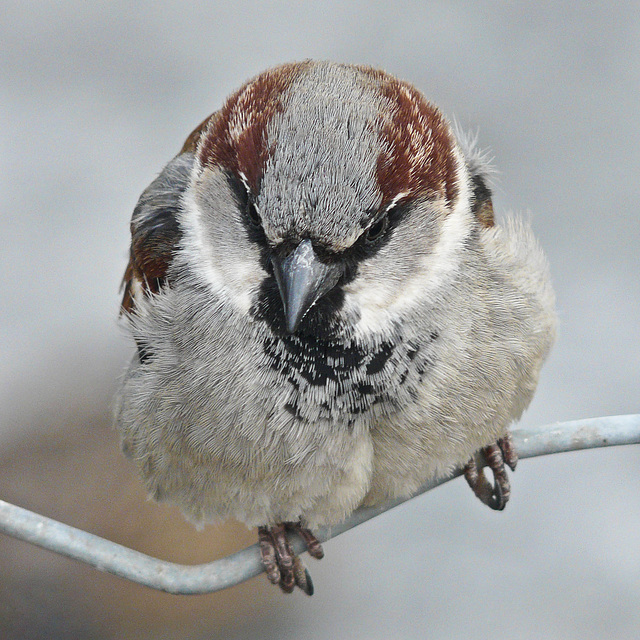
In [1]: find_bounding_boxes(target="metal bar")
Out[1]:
[1,414,639,594]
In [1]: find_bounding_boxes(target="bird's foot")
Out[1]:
[258,522,324,595]
[464,434,518,511]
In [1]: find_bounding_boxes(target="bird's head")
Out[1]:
[179,61,491,342]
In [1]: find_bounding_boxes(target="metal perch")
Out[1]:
[1,414,638,595]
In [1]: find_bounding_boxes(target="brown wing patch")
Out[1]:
[475,199,495,227]
[121,257,137,314]
[121,258,135,314]
[467,165,495,228]
[120,211,179,314]
[120,153,193,314]
[197,61,311,192]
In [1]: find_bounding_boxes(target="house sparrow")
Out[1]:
[116,61,556,595]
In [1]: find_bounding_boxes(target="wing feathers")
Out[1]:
[121,152,194,313]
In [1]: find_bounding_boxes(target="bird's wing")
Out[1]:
[469,167,494,228]
[120,115,214,313]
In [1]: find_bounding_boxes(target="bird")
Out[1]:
[115,61,556,595]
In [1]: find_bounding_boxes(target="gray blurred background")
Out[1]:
[1,2,639,639]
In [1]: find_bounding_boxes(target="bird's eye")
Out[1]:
[365,214,389,244]
[232,172,262,228]
[246,200,262,227]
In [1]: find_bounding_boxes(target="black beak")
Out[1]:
[271,239,344,333]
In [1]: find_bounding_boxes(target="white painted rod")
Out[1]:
[1,415,638,594]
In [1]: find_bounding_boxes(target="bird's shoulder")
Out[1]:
[121,115,216,313]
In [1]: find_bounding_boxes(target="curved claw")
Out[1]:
[257,523,324,595]
[486,475,505,511]
[464,434,518,511]
[293,557,314,596]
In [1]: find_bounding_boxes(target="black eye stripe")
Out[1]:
[226,172,264,228]
[246,199,262,227]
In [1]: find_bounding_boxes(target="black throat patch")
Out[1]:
[260,328,439,426]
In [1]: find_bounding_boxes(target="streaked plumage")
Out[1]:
[116,61,556,594]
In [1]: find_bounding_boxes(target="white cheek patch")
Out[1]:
[178,184,262,315]
[346,146,473,338]
[342,282,395,337]
[405,198,472,306]
[179,186,226,290]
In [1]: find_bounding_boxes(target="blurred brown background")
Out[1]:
[1,3,639,639]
